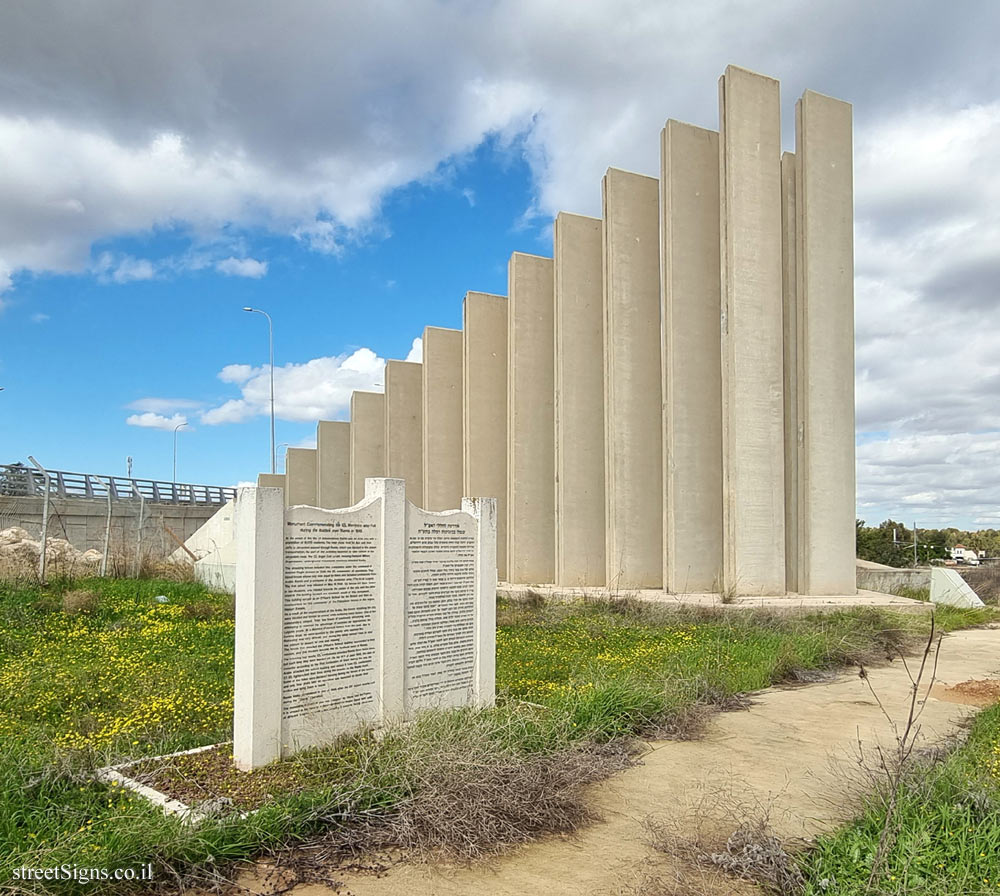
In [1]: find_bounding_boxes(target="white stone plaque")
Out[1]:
[281,500,382,749]
[405,505,478,710]
[234,480,495,770]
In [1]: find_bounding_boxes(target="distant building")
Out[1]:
[950,544,983,565]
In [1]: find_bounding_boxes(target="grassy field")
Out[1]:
[0,576,994,894]
[802,703,1000,895]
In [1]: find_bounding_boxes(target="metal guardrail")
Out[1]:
[0,463,236,506]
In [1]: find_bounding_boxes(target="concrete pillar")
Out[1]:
[350,391,385,505]
[781,151,799,594]
[554,213,606,587]
[795,90,856,595]
[661,121,723,593]
[257,473,285,490]
[463,291,508,581]
[602,167,662,589]
[507,252,555,584]
[384,360,424,508]
[316,420,350,509]
[284,448,317,507]
[719,64,786,595]
[422,326,463,511]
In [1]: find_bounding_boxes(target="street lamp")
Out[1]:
[172,422,188,483]
[242,306,276,474]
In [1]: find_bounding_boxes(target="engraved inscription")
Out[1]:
[406,515,477,701]
[282,513,379,721]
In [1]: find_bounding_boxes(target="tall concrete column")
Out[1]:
[349,391,385,505]
[422,326,463,511]
[285,448,317,507]
[463,291,508,581]
[603,167,662,589]
[554,212,606,587]
[507,252,555,585]
[661,121,723,593]
[795,90,856,595]
[719,65,786,595]
[257,473,285,490]
[385,360,423,508]
[781,152,800,594]
[316,420,350,509]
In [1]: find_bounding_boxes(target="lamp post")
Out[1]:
[242,306,276,474]
[172,422,188,484]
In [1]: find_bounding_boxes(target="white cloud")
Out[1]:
[218,364,254,384]
[127,397,203,413]
[2,1,989,288]
[404,337,422,363]
[126,411,188,430]
[201,347,385,425]
[216,256,268,278]
[30,312,49,323]
[93,252,156,284]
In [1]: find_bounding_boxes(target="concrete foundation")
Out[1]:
[463,291,509,581]
[422,326,463,511]
[384,360,424,508]
[316,420,350,509]
[554,213,606,587]
[507,252,555,585]
[661,121,723,593]
[795,90,856,595]
[284,447,317,507]
[603,168,662,589]
[349,391,386,505]
[719,65,786,595]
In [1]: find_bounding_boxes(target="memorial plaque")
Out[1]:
[234,480,495,769]
[281,501,382,748]
[404,505,478,710]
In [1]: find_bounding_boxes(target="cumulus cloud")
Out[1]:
[1,1,990,282]
[126,411,188,430]
[127,397,203,413]
[216,256,268,278]
[404,337,422,363]
[93,252,156,284]
[201,347,385,425]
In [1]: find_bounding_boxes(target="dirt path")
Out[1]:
[244,626,1000,896]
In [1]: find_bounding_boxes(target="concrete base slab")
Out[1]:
[96,743,232,824]
[497,583,932,614]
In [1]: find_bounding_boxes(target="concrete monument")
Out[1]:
[233,479,496,769]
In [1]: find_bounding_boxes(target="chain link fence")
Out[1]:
[0,462,233,582]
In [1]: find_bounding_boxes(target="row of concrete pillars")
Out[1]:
[261,65,856,597]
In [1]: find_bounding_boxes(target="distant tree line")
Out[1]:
[856,519,1000,567]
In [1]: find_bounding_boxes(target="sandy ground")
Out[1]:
[229,625,1000,896]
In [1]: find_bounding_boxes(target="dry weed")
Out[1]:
[62,589,99,615]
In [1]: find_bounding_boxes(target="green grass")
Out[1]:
[0,578,994,894]
[801,703,1000,895]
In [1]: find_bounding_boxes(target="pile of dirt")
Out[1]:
[932,678,1000,707]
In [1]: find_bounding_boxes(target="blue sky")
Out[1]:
[1,137,543,485]
[2,1,1000,529]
